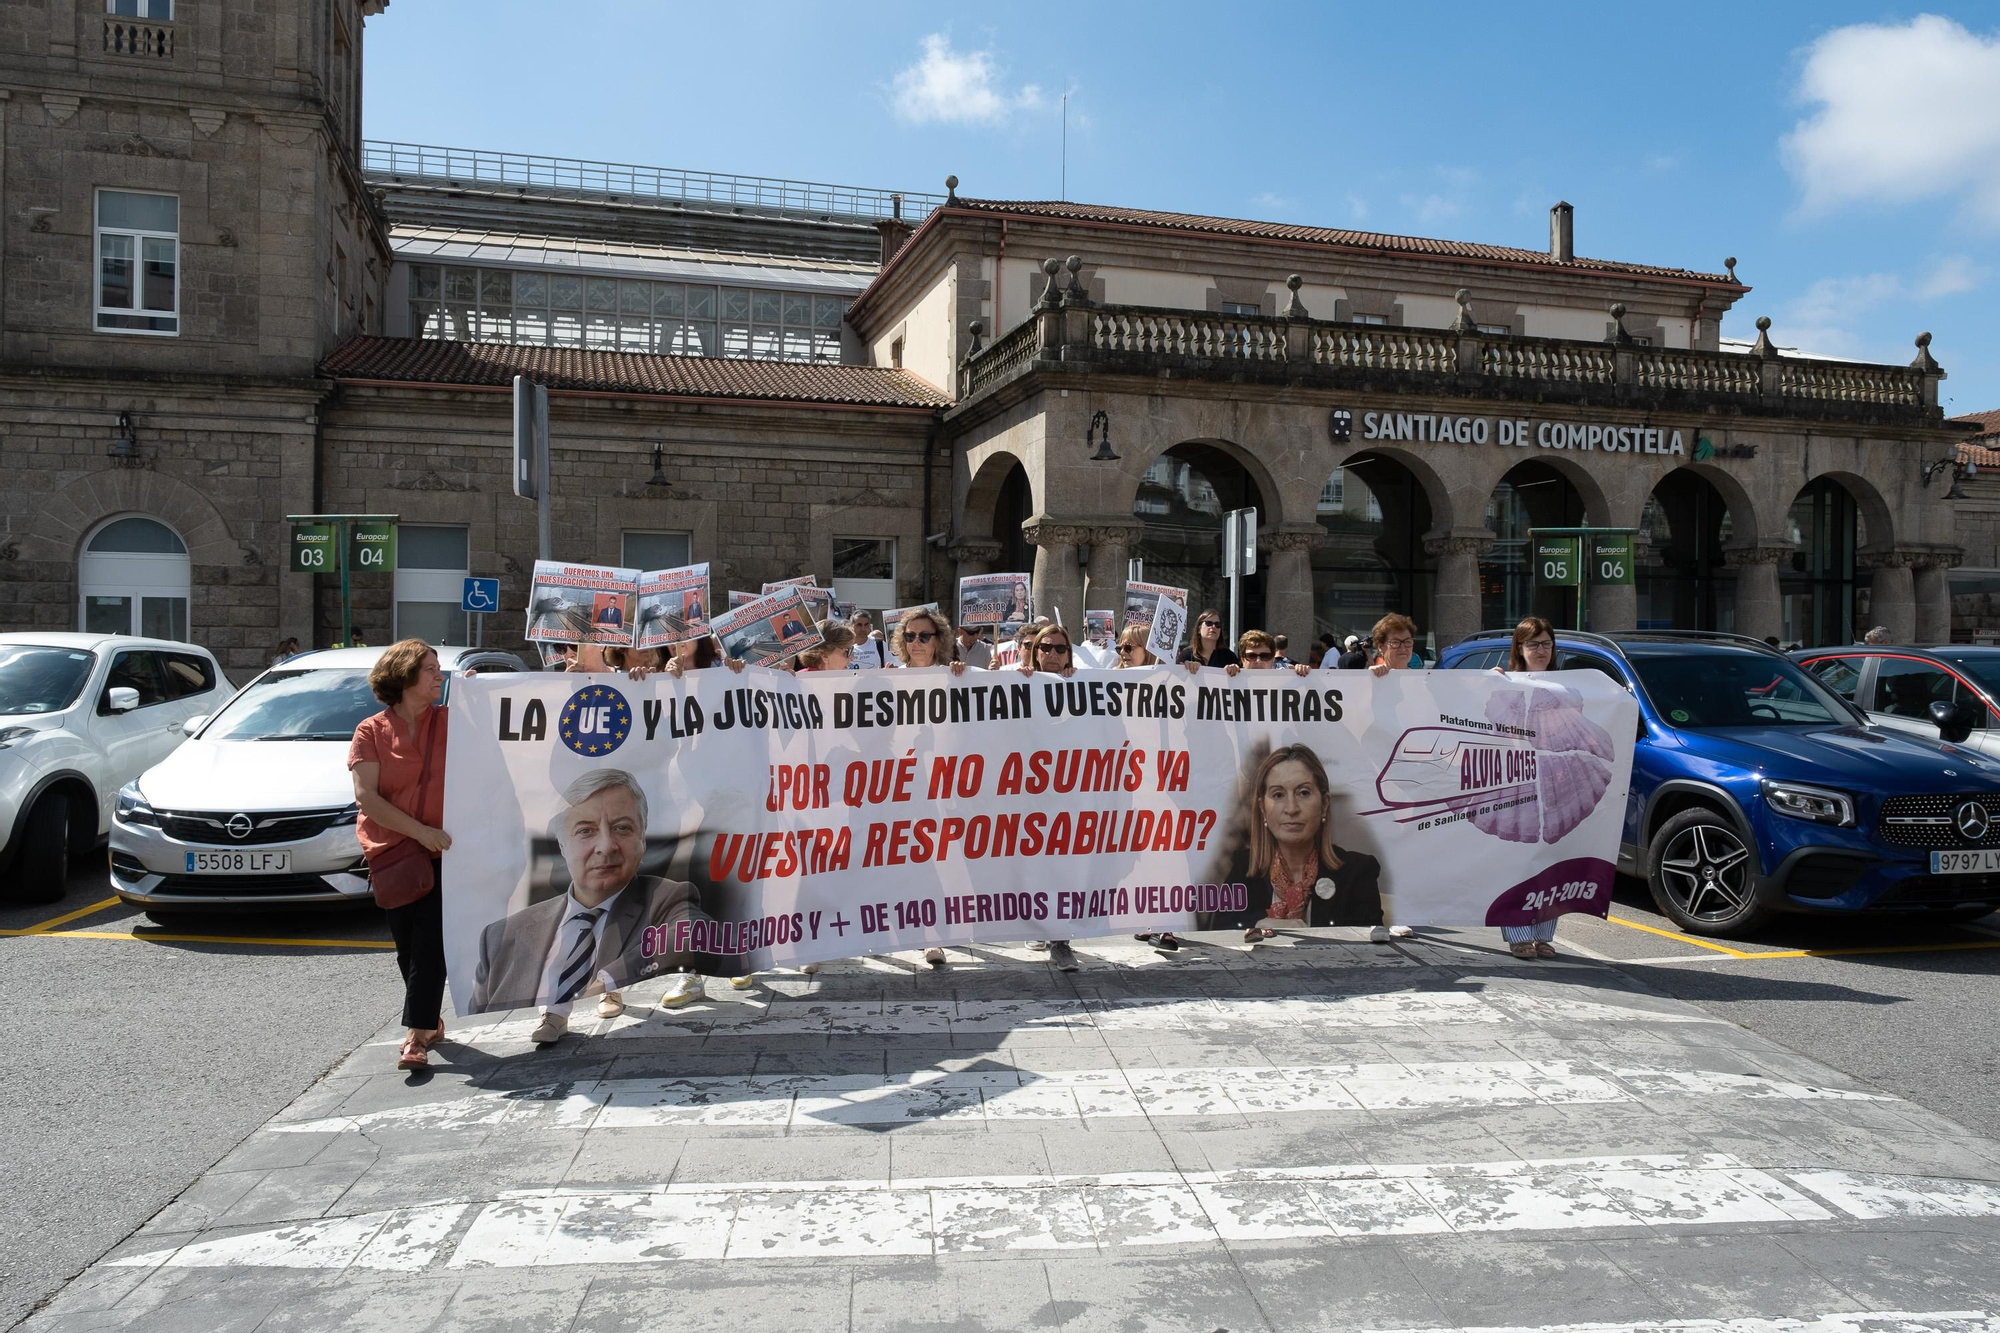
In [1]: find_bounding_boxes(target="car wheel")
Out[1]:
[7,793,71,906]
[1646,806,1767,936]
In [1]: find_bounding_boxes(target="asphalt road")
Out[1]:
[0,858,400,1332]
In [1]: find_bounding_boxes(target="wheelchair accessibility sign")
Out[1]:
[461,577,501,613]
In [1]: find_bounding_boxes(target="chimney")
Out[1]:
[875,198,914,266]
[1549,201,1574,263]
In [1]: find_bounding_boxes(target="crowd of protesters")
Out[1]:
[352,573,1568,1064]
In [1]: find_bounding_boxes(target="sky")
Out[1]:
[364,3,2000,414]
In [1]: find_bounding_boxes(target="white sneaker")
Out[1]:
[529,1011,568,1044]
[730,974,755,990]
[658,972,701,1007]
[1369,925,1392,944]
[596,990,625,1019]
[801,962,821,975]
[924,947,946,967]
[1389,924,1415,939]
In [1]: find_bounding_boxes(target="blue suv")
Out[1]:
[1436,630,2000,936]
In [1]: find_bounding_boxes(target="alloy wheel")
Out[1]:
[1656,822,1754,924]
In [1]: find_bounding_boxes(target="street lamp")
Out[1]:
[1922,455,1974,500]
[645,442,671,490]
[1086,410,1117,462]
[108,411,139,462]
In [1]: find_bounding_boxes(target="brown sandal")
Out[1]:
[396,1034,430,1071]
[1534,942,1559,959]
[1509,942,1537,959]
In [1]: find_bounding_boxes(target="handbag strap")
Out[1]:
[414,704,438,814]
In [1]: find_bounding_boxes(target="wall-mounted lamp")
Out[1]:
[645,442,671,490]
[1085,410,1117,462]
[1922,454,1975,501]
[108,411,139,463]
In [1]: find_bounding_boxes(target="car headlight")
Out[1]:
[114,781,158,827]
[0,725,35,750]
[1763,780,1855,827]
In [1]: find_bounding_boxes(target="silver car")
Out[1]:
[110,645,524,916]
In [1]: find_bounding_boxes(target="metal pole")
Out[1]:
[475,612,484,648]
[1229,572,1241,648]
[338,518,353,647]
[535,386,552,562]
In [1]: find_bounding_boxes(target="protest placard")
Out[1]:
[1123,579,1188,636]
[633,563,712,649]
[445,667,1637,1011]
[726,590,758,610]
[959,572,1033,627]
[1084,609,1115,649]
[526,560,638,646]
[1145,594,1187,664]
[710,586,823,666]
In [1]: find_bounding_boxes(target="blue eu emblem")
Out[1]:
[558,684,632,757]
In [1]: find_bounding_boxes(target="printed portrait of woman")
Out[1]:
[1213,743,1383,936]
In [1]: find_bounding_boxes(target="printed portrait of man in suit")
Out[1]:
[470,767,741,1012]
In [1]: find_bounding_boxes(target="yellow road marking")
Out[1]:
[0,897,123,936]
[39,929,393,949]
[1603,913,2000,961]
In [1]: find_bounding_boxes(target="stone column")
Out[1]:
[1915,552,1959,645]
[1858,550,1916,643]
[1590,579,1637,634]
[1723,544,1789,643]
[1082,520,1146,617]
[1021,516,1091,633]
[1263,524,1327,651]
[946,538,1002,596]
[1423,527,1495,650]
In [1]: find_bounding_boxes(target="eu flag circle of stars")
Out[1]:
[559,684,633,758]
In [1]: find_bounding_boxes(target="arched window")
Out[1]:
[79,515,189,640]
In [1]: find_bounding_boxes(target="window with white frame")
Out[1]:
[832,536,896,617]
[95,190,178,335]
[1350,313,1388,326]
[622,531,692,571]
[107,0,172,16]
[1219,301,1261,316]
[393,525,470,645]
[1475,322,1511,336]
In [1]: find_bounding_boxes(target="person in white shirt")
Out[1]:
[848,610,892,669]
[956,624,993,669]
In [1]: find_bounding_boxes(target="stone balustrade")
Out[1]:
[955,292,1945,426]
[104,18,173,57]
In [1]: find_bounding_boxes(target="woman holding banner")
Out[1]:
[1182,610,1238,669]
[891,608,967,965]
[1118,626,1182,952]
[1226,744,1383,942]
[1495,616,1563,960]
[1014,625,1081,968]
[349,639,453,1072]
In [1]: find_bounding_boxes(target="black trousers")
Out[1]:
[385,862,446,1030]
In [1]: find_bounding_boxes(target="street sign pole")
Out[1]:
[338,517,352,647]
[535,385,551,562]
[1222,507,1258,646]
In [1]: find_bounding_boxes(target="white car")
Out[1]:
[110,645,526,916]
[0,633,233,904]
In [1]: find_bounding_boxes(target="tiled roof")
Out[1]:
[319,336,950,409]
[1955,410,2000,466]
[945,198,1742,285]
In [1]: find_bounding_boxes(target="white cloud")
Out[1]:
[1643,153,1677,172]
[1750,257,1985,360]
[1400,193,1462,225]
[890,34,1043,126]
[1252,191,1294,214]
[1783,14,2000,224]
[1919,253,1987,298]
[1345,193,1369,223]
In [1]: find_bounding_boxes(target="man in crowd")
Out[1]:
[849,610,891,668]
[956,623,993,669]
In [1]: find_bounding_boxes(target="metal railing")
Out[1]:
[361,141,945,223]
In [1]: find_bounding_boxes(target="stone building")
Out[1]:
[0,2,1979,671]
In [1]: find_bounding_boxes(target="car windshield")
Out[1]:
[0,646,97,715]
[1628,648,1855,728]
[199,668,383,741]
[1933,652,2000,701]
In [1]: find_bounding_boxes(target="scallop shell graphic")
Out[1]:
[1471,684,1616,844]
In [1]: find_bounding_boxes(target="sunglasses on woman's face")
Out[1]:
[1038,642,1071,655]
[1116,644,1139,655]
[909,631,937,644]
[1243,650,1274,661]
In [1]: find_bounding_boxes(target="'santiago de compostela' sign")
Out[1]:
[1331,408,1689,458]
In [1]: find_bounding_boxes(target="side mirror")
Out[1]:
[181,715,208,737]
[1930,698,1974,745]
[106,686,139,713]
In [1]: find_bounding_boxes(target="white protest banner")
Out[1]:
[959,572,1033,627]
[526,560,638,646]
[710,587,821,666]
[1123,579,1188,634]
[443,667,1637,1014]
[1145,594,1186,663]
[1072,641,1116,670]
[633,564,712,649]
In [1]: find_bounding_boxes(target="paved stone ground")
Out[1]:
[23,929,2000,1333]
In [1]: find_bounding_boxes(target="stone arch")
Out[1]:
[21,468,239,567]
[1643,461,1759,540]
[1811,468,1896,555]
[1494,451,1615,531]
[1120,435,1289,530]
[960,446,1035,543]
[1331,442,1458,534]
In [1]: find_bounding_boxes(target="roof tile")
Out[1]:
[319,336,949,408]
[949,198,1741,285]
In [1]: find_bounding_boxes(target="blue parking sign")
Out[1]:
[461,577,501,613]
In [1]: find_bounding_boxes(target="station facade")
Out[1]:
[0,0,1981,674]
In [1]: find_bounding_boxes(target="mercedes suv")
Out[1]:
[1439,630,2000,935]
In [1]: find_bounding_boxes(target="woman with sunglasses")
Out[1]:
[1494,616,1563,960]
[1182,610,1237,669]
[1114,625,1184,952]
[1013,624,1082,968]
[891,607,968,965]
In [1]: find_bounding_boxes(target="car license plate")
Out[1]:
[185,849,290,874]
[1930,849,2000,875]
